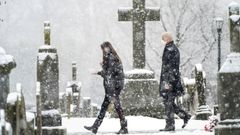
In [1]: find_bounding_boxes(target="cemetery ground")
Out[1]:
[63,116,212,135]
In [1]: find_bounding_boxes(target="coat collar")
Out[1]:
[166,41,174,46]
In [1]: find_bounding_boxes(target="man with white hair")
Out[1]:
[159,32,191,131]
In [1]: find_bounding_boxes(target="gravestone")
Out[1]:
[82,97,91,118]
[118,0,164,118]
[66,62,81,117]
[183,65,212,120]
[215,2,240,134]
[37,21,59,110]
[5,84,27,135]
[195,64,206,106]
[66,88,72,119]
[183,77,198,114]
[36,82,42,135]
[36,21,66,135]
[1,109,12,135]
[59,92,66,114]
[0,47,16,109]
[91,103,100,117]
[194,64,211,120]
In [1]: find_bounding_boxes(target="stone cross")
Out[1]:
[118,0,160,69]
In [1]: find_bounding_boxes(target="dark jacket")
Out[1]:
[98,52,124,97]
[159,41,183,97]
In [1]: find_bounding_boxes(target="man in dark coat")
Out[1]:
[159,32,191,131]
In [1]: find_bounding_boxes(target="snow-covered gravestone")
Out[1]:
[37,21,59,110]
[194,64,212,120]
[82,97,91,118]
[0,47,16,109]
[66,62,82,117]
[118,0,163,118]
[5,84,28,135]
[91,103,99,117]
[37,21,66,135]
[183,77,198,114]
[215,2,240,135]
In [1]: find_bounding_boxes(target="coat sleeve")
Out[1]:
[161,48,179,85]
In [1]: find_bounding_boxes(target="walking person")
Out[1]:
[84,41,128,134]
[159,32,191,131]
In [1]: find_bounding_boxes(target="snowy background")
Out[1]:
[0,0,235,107]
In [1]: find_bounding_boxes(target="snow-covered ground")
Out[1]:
[62,116,213,135]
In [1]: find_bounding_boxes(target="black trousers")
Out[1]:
[163,91,188,128]
[93,95,125,128]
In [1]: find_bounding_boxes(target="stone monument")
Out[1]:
[118,0,164,118]
[37,21,59,110]
[67,62,81,117]
[215,2,240,134]
[37,21,66,135]
[0,47,16,109]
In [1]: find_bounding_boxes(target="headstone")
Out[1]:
[37,21,59,110]
[36,82,42,135]
[66,88,72,119]
[59,92,66,114]
[195,64,206,106]
[66,62,82,117]
[82,97,91,118]
[183,77,198,114]
[1,109,12,135]
[0,47,16,109]
[5,84,27,135]
[91,103,99,117]
[36,21,66,135]
[215,2,240,134]
[118,0,164,118]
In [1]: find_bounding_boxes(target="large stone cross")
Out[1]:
[118,0,160,69]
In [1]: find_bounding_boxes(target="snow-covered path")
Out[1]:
[62,116,214,135]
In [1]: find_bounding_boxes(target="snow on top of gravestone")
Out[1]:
[0,46,6,55]
[183,77,196,85]
[38,51,57,61]
[66,87,72,95]
[219,53,240,73]
[42,109,59,116]
[26,112,35,122]
[195,64,203,71]
[7,92,21,105]
[228,1,239,8]
[230,15,240,22]
[0,54,14,65]
[126,69,154,75]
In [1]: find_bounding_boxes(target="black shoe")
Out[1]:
[84,126,98,134]
[116,120,128,134]
[159,126,175,131]
[116,128,128,134]
[182,114,191,128]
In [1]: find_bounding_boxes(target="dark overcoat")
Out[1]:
[159,41,184,97]
[98,52,124,97]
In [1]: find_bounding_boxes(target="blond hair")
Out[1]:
[161,32,173,42]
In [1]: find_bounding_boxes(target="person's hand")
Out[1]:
[91,71,98,75]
